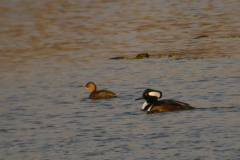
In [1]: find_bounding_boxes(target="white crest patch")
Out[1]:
[149,91,160,98]
[142,101,148,110]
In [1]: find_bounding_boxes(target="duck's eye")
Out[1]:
[145,93,148,96]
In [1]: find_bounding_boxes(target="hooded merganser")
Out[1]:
[135,89,195,113]
[83,82,117,100]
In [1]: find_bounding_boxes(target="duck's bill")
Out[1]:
[83,87,88,89]
[135,97,143,100]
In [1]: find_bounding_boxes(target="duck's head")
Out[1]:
[135,89,162,103]
[83,82,97,92]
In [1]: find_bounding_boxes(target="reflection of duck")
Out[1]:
[83,82,117,100]
[135,89,195,113]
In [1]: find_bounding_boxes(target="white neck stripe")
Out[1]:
[142,101,148,110]
[147,104,154,111]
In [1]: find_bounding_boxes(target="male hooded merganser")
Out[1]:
[135,89,195,113]
[83,82,117,100]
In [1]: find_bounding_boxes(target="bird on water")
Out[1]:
[135,89,195,113]
[83,82,117,100]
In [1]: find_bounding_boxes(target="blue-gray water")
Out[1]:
[1,0,240,159]
[1,56,240,160]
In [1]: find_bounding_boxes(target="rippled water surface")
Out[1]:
[1,0,240,160]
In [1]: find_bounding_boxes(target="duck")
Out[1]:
[135,89,195,113]
[83,82,117,100]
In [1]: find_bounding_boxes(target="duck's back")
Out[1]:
[150,99,195,112]
[89,90,117,100]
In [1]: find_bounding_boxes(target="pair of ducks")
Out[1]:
[84,82,195,113]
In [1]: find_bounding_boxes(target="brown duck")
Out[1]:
[83,82,117,100]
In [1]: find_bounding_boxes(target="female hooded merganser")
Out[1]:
[83,82,117,100]
[135,89,195,113]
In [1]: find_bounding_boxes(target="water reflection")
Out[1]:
[1,0,240,70]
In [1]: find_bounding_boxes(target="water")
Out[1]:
[1,57,240,159]
[1,0,240,160]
